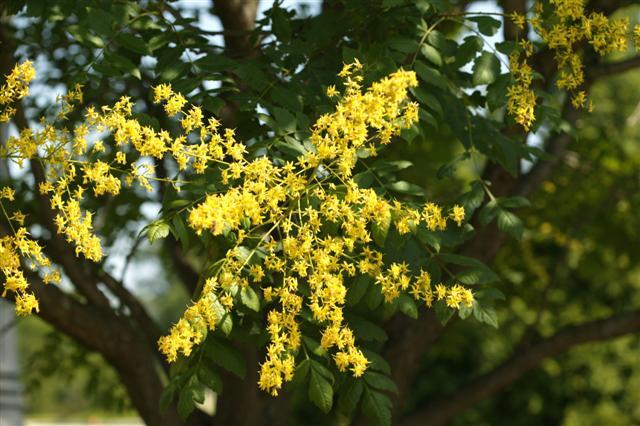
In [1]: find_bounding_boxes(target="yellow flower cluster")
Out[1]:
[507,45,536,130]
[159,63,473,396]
[1,68,231,267]
[0,188,60,315]
[158,278,219,362]
[1,60,473,396]
[0,60,35,123]
[507,1,631,129]
[409,270,473,309]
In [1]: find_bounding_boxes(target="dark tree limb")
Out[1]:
[98,269,165,351]
[9,269,196,425]
[213,0,259,59]
[387,311,449,423]
[166,239,200,295]
[401,310,640,426]
[499,0,527,41]
[587,55,640,81]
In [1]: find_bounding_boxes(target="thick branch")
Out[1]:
[387,311,447,422]
[20,273,192,425]
[98,270,164,350]
[211,0,259,128]
[213,0,259,58]
[588,55,640,81]
[499,0,527,41]
[401,310,640,426]
[166,240,200,295]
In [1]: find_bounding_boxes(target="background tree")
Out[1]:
[1,1,639,426]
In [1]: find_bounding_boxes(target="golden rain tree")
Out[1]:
[1,0,640,425]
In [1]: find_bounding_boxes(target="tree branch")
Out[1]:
[98,269,164,350]
[19,272,194,425]
[588,55,640,81]
[401,310,640,426]
[212,0,259,59]
[386,311,448,422]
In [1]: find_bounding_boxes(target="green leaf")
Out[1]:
[487,73,512,111]
[346,314,387,342]
[338,380,363,414]
[419,108,439,131]
[411,87,443,118]
[86,8,114,36]
[272,107,297,134]
[388,37,419,54]
[171,215,191,250]
[205,338,246,379]
[211,297,233,336]
[372,214,391,248]
[457,267,499,285]
[364,372,398,394]
[438,253,499,284]
[235,62,269,91]
[270,86,302,112]
[476,287,506,302]
[438,253,487,269]
[366,284,384,310]
[309,370,333,413]
[414,61,447,89]
[147,220,170,243]
[310,359,335,384]
[472,52,500,85]
[458,303,473,319]
[371,159,414,174]
[362,389,392,426]
[382,0,406,7]
[271,6,292,41]
[240,286,260,312]
[117,33,148,55]
[458,181,485,215]
[473,302,499,328]
[398,294,418,319]
[195,55,236,73]
[386,181,424,196]
[415,226,441,252]
[469,16,502,36]
[361,349,391,375]
[495,40,517,55]
[159,383,176,412]
[148,34,170,52]
[499,196,531,209]
[420,43,442,67]
[292,359,311,388]
[478,199,500,226]
[104,51,140,79]
[347,275,372,306]
[177,382,196,420]
[302,336,327,357]
[454,36,482,67]
[497,210,523,239]
[435,301,455,325]
[197,365,222,394]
